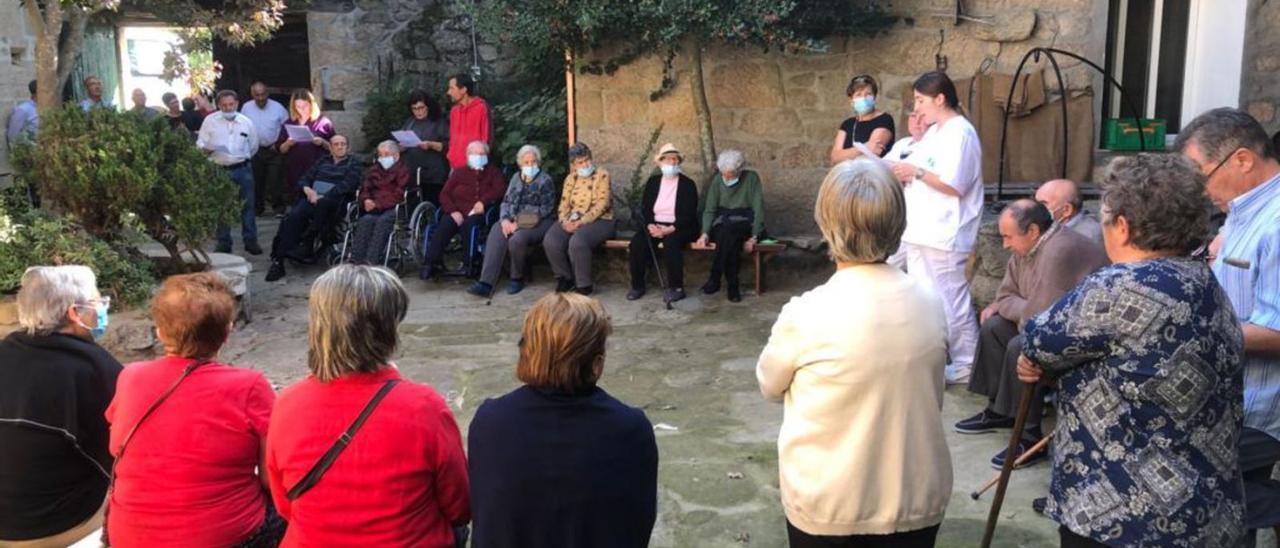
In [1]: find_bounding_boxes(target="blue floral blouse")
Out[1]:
[1022,257,1245,547]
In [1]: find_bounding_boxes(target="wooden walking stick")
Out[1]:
[970,434,1051,500]
[981,381,1037,548]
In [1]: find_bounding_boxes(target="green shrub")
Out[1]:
[491,88,568,177]
[361,77,419,154]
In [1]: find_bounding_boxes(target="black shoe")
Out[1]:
[954,409,1015,434]
[507,279,525,295]
[215,243,232,253]
[664,287,686,303]
[265,260,286,282]
[701,279,721,295]
[626,288,645,301]
[727,285,742,302]
[244,241,264,255]
[555,278,575,292]
[574,285,593,296]
[1032,497,1048,514]
[419,263,440,281]
[466,282,493,298]
[991,437,1048,470]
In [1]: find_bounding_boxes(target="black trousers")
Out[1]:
[1058,526,1108,547]
[1240,426,1280,546]
[968,315,1045,436]
[707,221,752,288]
[629,225,697,290]
[425,212,487,267]
[271,196,344,259]
[786,522,939,548]
[251,146,283,212]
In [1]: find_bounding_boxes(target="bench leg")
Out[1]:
[754,252,764,295]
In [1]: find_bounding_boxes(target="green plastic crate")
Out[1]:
[1102,118,1166,151]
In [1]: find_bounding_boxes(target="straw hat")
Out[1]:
[654,143,682,162]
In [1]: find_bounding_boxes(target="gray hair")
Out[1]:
[516,144,542,164]
[466,140,490,154]
[1003,199,1053,234]
[307,265,409,383]
[376,139,398,155]
[1099,153,1210,254]
[1174,107,1276,163]
[814,159,906,264]
[17,266,99,335]
[716,149,746,172]
[567,142,592,162]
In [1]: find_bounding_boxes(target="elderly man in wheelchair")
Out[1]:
[346,140,412,266]
[265,134,364,282]
[419,140,506,280]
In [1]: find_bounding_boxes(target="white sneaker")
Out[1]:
[944,365,972,385]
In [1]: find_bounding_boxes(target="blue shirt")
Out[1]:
[1213,172,1280,441]
[5,99,37,148]
[1023,258,1245,547]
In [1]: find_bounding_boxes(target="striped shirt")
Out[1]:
[1213,171,1280,440]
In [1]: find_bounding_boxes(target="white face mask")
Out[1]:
[660,164,681,178]
[378,156,395,170]
[468,154,488,170]
[221,111,237,121]
[576,164,595,178]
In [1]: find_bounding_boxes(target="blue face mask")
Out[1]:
[660,164,681,177]
[852,96,876,115]
[378,156,395,170]
[468,154,488,170]
[75,302,109,340]
[724,177,739,187]
[521,166,540,179]
[577,164,595,178]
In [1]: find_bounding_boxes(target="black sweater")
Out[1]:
[0,331,122,540]
[467,385,658,548]
[641,173,700,236]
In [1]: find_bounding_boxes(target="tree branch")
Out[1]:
[56,8,92,92]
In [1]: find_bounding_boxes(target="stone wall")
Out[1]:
[576,0,1108,236]
[1242,0,1280,136]
[0,0,35,186]
[306,0,510,152]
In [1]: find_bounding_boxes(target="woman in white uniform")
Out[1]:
[890,71,984,384]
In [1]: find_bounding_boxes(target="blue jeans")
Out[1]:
[217,163,258,247]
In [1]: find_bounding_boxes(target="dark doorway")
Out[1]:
[213,13,310,106]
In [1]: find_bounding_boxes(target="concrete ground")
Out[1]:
[100,217,1063,547]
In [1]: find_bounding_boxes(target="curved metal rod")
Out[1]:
[1041,48,1070,179]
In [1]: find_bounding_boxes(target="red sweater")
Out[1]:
[438,164,505,215]
[446,97,491,168]
[359,160,410,211]
[266,367,470,547]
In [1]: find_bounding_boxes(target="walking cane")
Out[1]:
[981,381,1037,548]
[970,434,1051,500]
[644,222,673,310]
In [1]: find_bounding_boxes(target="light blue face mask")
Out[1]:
[724,177,740,187]
[221,111,238,121]
[577,164,595,178]
[852,96,876,115]
[521,166,540,179]
[468,154,488,170]
[75,302,109,340]
[378,156,395,170]
[660,164,681,177]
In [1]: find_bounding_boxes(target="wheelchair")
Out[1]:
[334,176,434,275]
[418,204,501,279]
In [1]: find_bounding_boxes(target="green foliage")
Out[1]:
[491,88,569,177]
[361,77,417,154]
[12,106,238,267]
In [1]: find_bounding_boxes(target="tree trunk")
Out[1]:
[57,10,92,93]
[25,0,60,112]
[689,41,716,176]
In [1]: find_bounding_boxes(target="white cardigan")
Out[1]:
[756,263,953,536]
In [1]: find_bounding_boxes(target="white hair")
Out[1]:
[516,144,542,164]
[17,266,99,335]
[467,140,490,154]
[376,139,399,155]
[717,149,746,173]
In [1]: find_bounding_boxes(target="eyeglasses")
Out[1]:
[1204,148,1242,180]
[75,296,110,310]
[410,105,428,111]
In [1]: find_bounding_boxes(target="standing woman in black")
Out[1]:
[829,74,896,163]
[626,143,700,303]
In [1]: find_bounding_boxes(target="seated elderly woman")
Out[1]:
[106,273,281,546]
[0,266,121,546]
[627,143,700,303]
[348,139,410,266]
[696,149,766,302]
[1018,154,1245,547]
[543,143,615,295]
[267,133,365,281]
[468,292,658,546]
[467,144,558,298]
[267,265,470,545]
[756,159,952,546]
[421,140,506,280]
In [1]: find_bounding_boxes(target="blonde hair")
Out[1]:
[814,159,906,264]
[516,293,612,392]
[307,265,408,382]
[288,88,321,123]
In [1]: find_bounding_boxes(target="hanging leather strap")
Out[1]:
[286,379,399,501]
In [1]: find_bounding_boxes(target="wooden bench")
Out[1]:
[603,239,786,295]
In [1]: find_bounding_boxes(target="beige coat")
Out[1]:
[757,263,952,536]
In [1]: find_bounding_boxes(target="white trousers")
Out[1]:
[904,243,978,382]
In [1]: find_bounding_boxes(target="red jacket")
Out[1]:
[445,97,491,169]
[266,367,470,547]
[439,164,505,215]
[359,159,410,211]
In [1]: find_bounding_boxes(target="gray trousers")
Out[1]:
[479,218,552,285]
[968,315,1045,436]
[1240,427,1280,545]
[543,219,615,288]
[351,209,397,265]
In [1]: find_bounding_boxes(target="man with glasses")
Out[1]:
[1177,107,1280,546]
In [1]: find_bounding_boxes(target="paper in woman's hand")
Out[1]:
[391,130,422,146]
[285,124,315,142]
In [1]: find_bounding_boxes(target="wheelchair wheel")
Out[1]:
[408,201,435,266]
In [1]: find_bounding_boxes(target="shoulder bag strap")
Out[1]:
[286,379,400,501]
[110,359,211,484]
